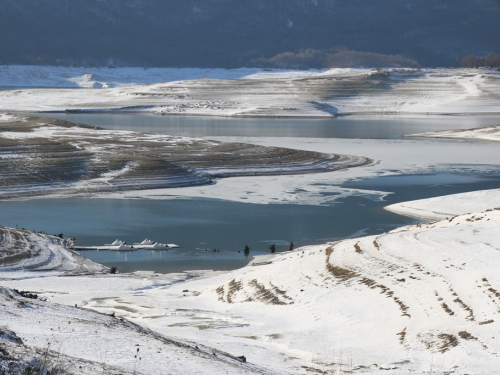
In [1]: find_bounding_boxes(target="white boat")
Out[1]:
[133,238,171,250]
[137,238,155,246]
[106,239,136,251]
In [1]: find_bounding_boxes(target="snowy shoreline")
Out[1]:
[2,67,500,372]
[407,124,500,143]
[3,189,500,373]
[1,66,500,118]
[0,114,371,201]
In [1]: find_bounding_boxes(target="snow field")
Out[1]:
[4,189,500,373]
[1,67,499,117]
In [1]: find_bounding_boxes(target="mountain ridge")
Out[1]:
[0,0,499,68]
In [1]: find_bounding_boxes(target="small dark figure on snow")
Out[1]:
[243,245,250,255]
[289,242,294,251]
[269,244,276,253]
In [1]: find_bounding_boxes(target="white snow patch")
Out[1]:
[409,124,500,143]
[386,188,500,220]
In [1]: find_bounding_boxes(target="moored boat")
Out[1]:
[133,238,171,250]
[107,239,136,251]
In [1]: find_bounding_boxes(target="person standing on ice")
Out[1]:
[289,242,294,251]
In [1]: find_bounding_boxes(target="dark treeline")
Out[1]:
[0,0,499,68]
[460,53,500,68]
[252,48,420,69]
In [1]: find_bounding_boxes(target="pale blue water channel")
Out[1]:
[2,112,500,273]
[46,112,500,139]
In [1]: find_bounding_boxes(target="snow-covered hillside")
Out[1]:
[1,67,499,117]
[0,286,268,374]
[0,225,105,275]
[3,189,500,373]
[386,189,500,220]
[0,65,270,88]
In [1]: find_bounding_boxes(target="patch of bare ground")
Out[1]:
[441,302,455,316]
[325,246,410,317]
[269,282,293,302]
[215,285,225,302]
[354,242,362,254]
[488,287,500,301]
[0,115,372,200]
[0,230,37,265]
[325,245,334,257]
[459,331,478,341]
[397,327,406,344]
[267,334,282,340]
[242,336,258,340]
[479,319,494,325]
[216,279,293,305]
[453,297,475,321]
[479,278,500,310]
[226,279,243,303]
[325,245,358,281]
[437,334,459,353]
[248,280,292,305]
[327,265,359,281]
[420,333,459,353]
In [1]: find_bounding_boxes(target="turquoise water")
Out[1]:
[0,172,498,273]
[2,112,500,272]
[43,112,500,139]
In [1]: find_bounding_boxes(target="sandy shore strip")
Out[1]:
[1,68,500,117]
[3,189,500,373]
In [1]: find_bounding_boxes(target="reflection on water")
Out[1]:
[43,112,500,139]
[0,172,499,273]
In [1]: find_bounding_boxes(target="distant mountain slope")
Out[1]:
[0,0,499,68]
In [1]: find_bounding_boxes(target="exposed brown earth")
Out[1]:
[0,114,371,200]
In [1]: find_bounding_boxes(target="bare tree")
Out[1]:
[460,55,477,68]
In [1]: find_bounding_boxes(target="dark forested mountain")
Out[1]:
[0,0,499,68]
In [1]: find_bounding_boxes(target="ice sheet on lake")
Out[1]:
[104,136,500,206]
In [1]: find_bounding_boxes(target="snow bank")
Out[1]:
[4,190,500,373]
[408,124,500,143]
[95,207,500,373]
[0,286,265,374]
[0,65,309,88]
[1,68,499,117]
[386,189,500,220]
[0,226,105,275]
